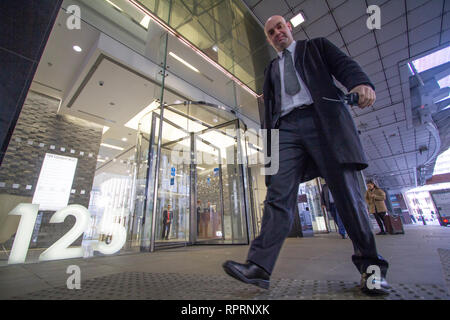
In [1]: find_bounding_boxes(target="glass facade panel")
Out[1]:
[135,0,275,94]
[0,0,269,265]
[142,103,251,245]
[299,179,329,234]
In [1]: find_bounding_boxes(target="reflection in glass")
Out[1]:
[135,102,252,248]
[135,0,275,93]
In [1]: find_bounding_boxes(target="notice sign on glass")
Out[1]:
[32,153,78,211]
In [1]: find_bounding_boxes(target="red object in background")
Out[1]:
[384,214,405,234]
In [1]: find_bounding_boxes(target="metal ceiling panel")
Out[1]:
[409,19,444,45]
[242,0,449,192]
[380,0,405,25]
[407,0,444,30]
[410,35,441,56]
[443,12,450,29]
[379,34,408,57]
[365,61,384,76]
[382,49,409,68]
[354,48,381,67]
[326,0,347,10]
[374,16,407,44]
[340,16,370,43]
[305,14,337,38]
[370,71,387,84]
[332,0,367,27]
[298,0,330,26]
[347,33,377,57]
[285,0,305,9]
[253,0,290,24]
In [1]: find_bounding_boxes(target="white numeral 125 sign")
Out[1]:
[8,204,126,264]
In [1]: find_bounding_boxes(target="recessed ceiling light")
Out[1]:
[169,52,200,73]
[105,0,123,11]
[122,138,128,142]
[124,100,159,131]
[100,143,124,151]
[290,12,305,27]
[212,45,218,52]
[140,15,151,28]
[73,45,82,52]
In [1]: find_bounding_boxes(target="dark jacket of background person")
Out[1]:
[365,187,387,214]
[262,37,372,185]
[162,209,173,225]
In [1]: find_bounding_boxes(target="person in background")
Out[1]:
[197,200,202,236]
[162,204,173,240]
[365,180,388,235]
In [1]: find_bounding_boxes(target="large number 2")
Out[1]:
[39,205,91,261]
[8,204,126,264]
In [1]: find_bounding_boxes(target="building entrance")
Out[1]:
[132,102,253,251]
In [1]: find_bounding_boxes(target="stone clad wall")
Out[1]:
[0,91,103,248]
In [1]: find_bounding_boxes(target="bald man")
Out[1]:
[223,15,390,296]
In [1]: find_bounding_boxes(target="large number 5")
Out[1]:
[95,221,127,255]
[39,205,91,261]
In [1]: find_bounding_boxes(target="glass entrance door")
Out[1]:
[193,120,250,244]
[135,102,252,250]
[193,133,225,241]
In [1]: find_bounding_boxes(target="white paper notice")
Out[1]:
[32,153,78,211]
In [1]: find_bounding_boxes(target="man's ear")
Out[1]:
[286,21,293,32]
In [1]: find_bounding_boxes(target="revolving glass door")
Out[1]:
[134,102,253,250]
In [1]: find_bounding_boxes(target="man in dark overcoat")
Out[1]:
[223,15,390,295]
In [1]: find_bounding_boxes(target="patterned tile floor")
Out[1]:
[11,271,450,300]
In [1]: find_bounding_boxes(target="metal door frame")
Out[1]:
[144,106,253,251]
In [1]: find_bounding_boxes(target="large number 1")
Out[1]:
[8,204,127,264]
[8,204,40,264]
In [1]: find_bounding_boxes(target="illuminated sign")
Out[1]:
[7,204,126,265]
[32,153,78,211]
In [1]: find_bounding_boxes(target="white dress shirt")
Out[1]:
[278,40,313,116]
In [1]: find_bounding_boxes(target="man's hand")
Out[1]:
[350,85,376,109]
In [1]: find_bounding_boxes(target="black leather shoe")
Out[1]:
[360,272,391,296]
[222,260,270,289]
[376,231,387,235]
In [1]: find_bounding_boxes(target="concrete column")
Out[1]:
[0,0,62,164]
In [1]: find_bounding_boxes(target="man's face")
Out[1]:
[264,16,294,52]
[367,183,374,190]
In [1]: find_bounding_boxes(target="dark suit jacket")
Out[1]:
[262,38,372,183]
[163,210,173,225]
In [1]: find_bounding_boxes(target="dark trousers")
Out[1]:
[373,212,387,232]
[329,203,346,236]
[247,107,389,277]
